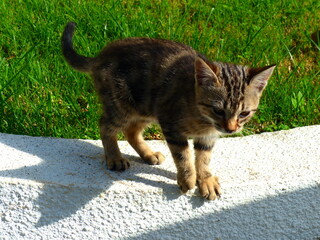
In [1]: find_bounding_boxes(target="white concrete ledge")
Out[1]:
[0,126,320,239]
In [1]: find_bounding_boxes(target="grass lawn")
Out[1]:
[0,0,319,139]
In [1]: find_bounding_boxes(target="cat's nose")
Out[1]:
[225,119,238,133]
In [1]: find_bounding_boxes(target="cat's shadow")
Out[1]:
[0,134,203,227]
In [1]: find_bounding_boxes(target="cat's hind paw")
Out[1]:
[106,157,130,171]
[143,151,165,165]
[197,176,221,200]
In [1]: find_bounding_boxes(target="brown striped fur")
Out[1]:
[62,22,276,200]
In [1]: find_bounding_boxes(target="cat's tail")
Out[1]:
[62,22,93,72]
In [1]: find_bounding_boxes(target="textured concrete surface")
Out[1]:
[0,126,319,240]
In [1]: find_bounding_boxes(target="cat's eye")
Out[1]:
[213,108,225,117]
[239,111,251,118]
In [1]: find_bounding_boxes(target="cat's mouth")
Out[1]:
[203,115,243,135]
[215,124,243,135]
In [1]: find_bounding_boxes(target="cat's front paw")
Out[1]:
[197,176,221,200]
[143,151,165,165]
[177,171,196,193]
[106,157,130,171]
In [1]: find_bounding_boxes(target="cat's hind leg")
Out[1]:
[100,115,130,171]
[124,120,165,165]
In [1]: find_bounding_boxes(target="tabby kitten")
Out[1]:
[62,22,275,200]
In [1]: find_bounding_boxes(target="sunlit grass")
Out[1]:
[0,0,319,139]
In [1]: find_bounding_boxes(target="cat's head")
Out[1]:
[194,57,275,134]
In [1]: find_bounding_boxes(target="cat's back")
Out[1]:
[96,37,196,63]
[92,37,198,116]
[92,37,197,86]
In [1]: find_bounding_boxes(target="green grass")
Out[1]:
[0,0,319,139]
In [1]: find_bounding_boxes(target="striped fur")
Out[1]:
[62,22,276,200]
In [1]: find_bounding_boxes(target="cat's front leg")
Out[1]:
[194,136,221,200]
[162,130,196,193]
[168,140,196,193]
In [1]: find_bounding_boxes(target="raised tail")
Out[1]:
[61,22,93,72]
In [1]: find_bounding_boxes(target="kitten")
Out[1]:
[62,22,275,200]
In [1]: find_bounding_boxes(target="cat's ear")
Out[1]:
[194,57,221,87]
[248,64,276,92]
